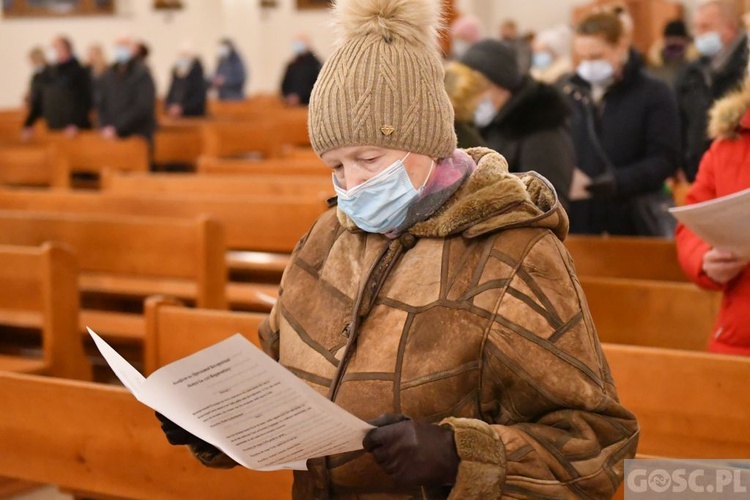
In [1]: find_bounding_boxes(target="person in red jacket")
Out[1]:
[676,79,750,356]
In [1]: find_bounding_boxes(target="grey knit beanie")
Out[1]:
[460,40,523,91]
[308,0,457,159]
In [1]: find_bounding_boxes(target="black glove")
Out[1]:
[155,411,221,454]
[362,414,460,488]
[585,171,618,198]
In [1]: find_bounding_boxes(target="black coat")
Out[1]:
[479,78,574,209]
[25,58,92,130]
[165,59,207,117]
[281,52,322,105]
[562,55,681,236]
[23,67,48,128]
[676,34,748,181]
[97,60,157,141]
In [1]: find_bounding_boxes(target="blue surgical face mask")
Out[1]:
[333,152,433,234]
[474,97,497,128]
[532,51,554,70]
[176,57,192,71]
[114,45,131,64]
[695,31,724,58]
[217,44,230,58]
[577,59,615,85]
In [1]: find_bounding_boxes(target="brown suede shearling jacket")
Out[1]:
[196,148,638,499]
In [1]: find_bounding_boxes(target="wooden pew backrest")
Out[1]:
[0,143,67,187]
[0,242,90,380]
[0,372,293,500]
[0,190,326,253]
[197,156,330,177]
[566,235,687,282]
[582,277,718,351]
[145,297,267,375]
[0,210,227,309]
[603,343,750,458]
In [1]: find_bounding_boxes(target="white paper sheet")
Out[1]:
[669,187,750,259]
[87,328,373,471]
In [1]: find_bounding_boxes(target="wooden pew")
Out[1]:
[154,119,205,167]
[566,235,687,282]
[48,132,149,186]
[197,156,330,177]
[0,143,67,187]
[202,121,283,160]
[0,210,227,343]
[0,372,293,499]
[101,170,333,198]
[208,95,286,119]
[0,189,326,254]
[582,277,719,351]
[0,242,91,380]
[604,343,750,458]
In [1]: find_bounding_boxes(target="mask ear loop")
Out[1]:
[419,160,435,192]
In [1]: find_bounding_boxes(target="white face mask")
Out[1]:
[474,97,497,128]
[217,44,230,58]
[333,152,433,234]
[46,47,58,65]
[577,60,615,85]
[694,31,724,58]
[452,39,471,59]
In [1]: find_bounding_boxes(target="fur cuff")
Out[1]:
[189,444,238,469]
[440,417,506,500]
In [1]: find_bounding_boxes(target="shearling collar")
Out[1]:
[410,147,568,241]
[708,79,750,140]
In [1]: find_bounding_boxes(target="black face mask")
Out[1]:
[662,43,687,61]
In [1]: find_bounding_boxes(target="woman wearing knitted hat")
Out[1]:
[156,0,638,497]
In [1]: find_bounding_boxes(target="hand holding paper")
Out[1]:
[88,329,374,471]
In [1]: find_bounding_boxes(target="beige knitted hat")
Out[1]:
[308,0,457,159]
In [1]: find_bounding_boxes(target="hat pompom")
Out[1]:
[333,0,442,47]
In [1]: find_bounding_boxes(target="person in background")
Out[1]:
[280,35,322,106]
[461,40,574,208]
[22,47,48,137]
[133,41,151,65]
[499,18,532,73]
[449,15,482,60]
[530,25,573,85]
[165,43,207,118]
[156,1,637,496]
[23,36,91,139]
[562,12,680,236]
[676,79,750,356]
[211,38,246,101]
[85,44,108,112]
[97,35,156,144]
[443,61,486,148]
[647,20,697,90]
[676,0,748,182]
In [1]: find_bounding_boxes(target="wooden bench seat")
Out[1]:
[197,156,330,177]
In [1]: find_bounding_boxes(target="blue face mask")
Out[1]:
[695,31,724,58]
[532,51,554,70]
[474,97,497,128]
[114,45,131,64]
[292,40,307,56]
[333,153,433,234]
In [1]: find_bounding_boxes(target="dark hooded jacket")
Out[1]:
[281,52,323,106]
[562,52,681,236]
[97,59,157,142]
[478,78,574,209]
[676,32,749,181]
[165,59,207,117]
[191,148,639,499]
[24,58,92,130]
